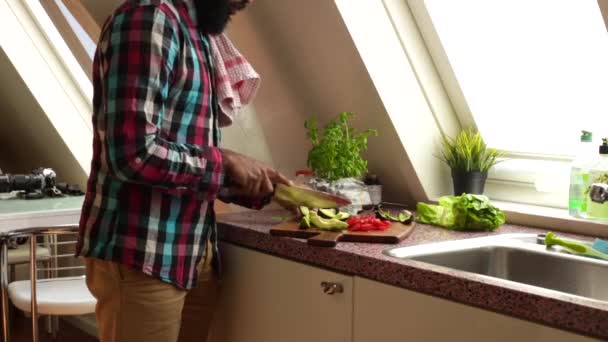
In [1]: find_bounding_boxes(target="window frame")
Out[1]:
[22,0,96,103]
[1,0,94,175]
[400,0,608,208]
[405,0,475,130]
[38,0,99,81]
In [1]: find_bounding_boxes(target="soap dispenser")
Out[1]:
[569,130,595,217]
[586,138,608,220]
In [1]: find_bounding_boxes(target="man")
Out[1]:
[77,0,288,341]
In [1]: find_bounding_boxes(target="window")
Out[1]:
[51,0,97,59]
[25,0,100,102]
[1,0,95,175]
[409,0,608,207]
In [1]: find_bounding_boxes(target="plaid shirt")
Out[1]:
[78,0,227,289]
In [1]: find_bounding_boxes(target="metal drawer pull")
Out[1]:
[321,281,343,295]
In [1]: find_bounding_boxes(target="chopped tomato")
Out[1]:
[347,215,391,232]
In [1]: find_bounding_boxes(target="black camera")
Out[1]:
[0,168,58,199]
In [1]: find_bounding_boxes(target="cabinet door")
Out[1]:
[212,243,353,342]
[353,277,600,342]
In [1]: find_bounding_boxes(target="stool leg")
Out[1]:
[8,264,15,333]
[51,316,59,340]
[1,242,10,342]
[46,315,53,335]
[8,265,14,284]
[44,260,53,336]
[30,237,38,342]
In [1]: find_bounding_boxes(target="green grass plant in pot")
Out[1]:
[438,128,505,195]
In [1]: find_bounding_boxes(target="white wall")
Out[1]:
[226,1,416,204]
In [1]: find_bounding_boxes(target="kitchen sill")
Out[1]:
[428,195,608,239]
[485,200,608,239]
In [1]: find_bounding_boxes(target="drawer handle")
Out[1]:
[321,281,343,295]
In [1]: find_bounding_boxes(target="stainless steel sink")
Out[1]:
[384,234,608,302]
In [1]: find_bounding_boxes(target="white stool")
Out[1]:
[7,226,96,342]
[9,276,95,315]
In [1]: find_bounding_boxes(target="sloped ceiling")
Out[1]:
[0,48,86,186]
[600,0,608,31]
[80,0,120,26]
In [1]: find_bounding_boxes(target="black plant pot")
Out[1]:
[451,170,488,196]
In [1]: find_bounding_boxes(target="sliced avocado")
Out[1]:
[300,215,311,229]
[335,212,351,220]
[398,210,412,222]
[299,206,311,229]
[376,206,391,220]
[319,208,337,218]
[309,212,349,231]
[376,207,412,223]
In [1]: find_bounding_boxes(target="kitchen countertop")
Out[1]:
[217,209,608,340]
[0,194,84,233]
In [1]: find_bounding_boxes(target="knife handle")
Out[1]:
[219,183,274,208]
[222,176,279,195]
[307,231,342,247]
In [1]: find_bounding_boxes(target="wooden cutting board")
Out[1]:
[270,220,416,247]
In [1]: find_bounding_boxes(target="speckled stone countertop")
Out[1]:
[217,209,608,340]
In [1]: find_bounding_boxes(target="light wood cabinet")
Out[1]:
[353,277,600,342]
[213,244,598,342]
[212,243,353,342]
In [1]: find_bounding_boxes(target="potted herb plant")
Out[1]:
[438,128,505,195]
[304,112,377,208]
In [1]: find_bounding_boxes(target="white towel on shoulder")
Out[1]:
[209,34,261,127]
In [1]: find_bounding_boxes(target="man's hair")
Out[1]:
[194,0,232,35]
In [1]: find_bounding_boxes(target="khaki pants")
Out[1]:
[85,249,220,342]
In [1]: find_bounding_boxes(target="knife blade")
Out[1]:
[273,183,350,209]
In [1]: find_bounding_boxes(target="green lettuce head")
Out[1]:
[416,194,505,231]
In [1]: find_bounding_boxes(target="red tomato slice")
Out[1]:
[349,224,363,232]
[361,223,375,230]
[348,216,392,232]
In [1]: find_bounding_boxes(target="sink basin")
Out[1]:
[384,234,608,302]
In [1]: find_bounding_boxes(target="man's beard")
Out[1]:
[194,0,232,35]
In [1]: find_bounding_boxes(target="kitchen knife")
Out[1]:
[218,182,351,209]
[273,183,350,209]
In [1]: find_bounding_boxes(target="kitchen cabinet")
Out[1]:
[212,244,598,342]
[212,243,353,342]
[353,277,600,342]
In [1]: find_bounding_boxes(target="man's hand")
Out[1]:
[222,149,291,198]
